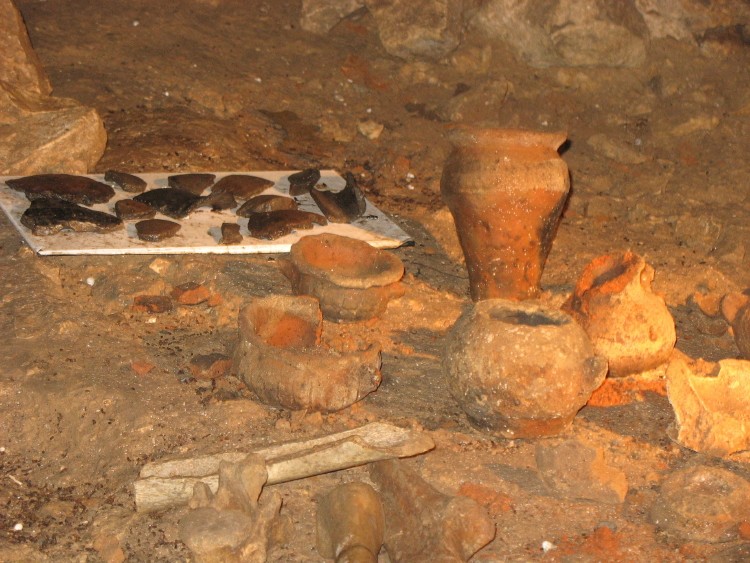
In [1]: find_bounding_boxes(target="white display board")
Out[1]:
[0,170,412,255]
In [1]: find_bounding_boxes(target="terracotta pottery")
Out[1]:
[440,127,570,301]
[233,295,381,412]
[443,299,607,439]
[564,251,676,377]
[280,233,405,322]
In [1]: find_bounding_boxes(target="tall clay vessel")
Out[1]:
[441,127,570,301]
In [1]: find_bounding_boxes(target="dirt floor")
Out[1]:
[1,1,750,561]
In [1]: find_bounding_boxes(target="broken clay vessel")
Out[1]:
[564,251,676,377]
[440,127,570,301]
[280,233,405,322]
[233,295,381,412]
[443,299,607,438]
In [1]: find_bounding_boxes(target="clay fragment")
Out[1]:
[236,195,297,215]
[280,233,405,321]
[7,173,115,205]
[287,168,321,196]
[104,170,147,193]
[245,209,327,240]
[564,251,676,377]
[21,198,122,235]
[316,482,384,563]
[666,355,750,457]
[114,199,156,221]
[179,454,281,563]
[219,223,243,245]
[233,294,381,412]
[369,459,495,562]
[133,188,203,219]
[167,173,216,195]
[211,174,274,200]
[651,465,750,543]
[443,299,607,438]
[310,172,367,223]
[535,438,628,504]
[135,218,181,242]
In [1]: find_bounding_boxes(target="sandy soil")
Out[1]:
[1,1,749,561]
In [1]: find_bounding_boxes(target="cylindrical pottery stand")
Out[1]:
[441,127,570,301]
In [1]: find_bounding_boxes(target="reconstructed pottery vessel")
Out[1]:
[280,233,405,322]
[443,299,607,438]
[233,295,381,412]
[564,251,676,377]
[440,127,570,301]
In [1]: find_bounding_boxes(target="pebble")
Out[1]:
[171,282,211,305]
[357,119,384,140]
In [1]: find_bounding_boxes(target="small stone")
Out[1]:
[219,222,243,245]
[148,257,171,275]
[651,465,750,543]
[690,292,723,318]
[190,353,231,380]
[172,282,211,305]
[357,119,384,140]
[535,438,628,504]
[114,199,156,221]
[167,173,216,195]
[131,360,155,376]
[133,295,173,314]
[104,170,147,193]
[135,219,181,242]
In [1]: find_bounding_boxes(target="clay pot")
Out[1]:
[233,295,381,412]
[440,127,570,301]
[280,233,405,322]
[564,251,676,377]
[443,299,607,439]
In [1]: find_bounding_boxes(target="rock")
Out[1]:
[135,218,181,242]
[316,482,384,562]
[0,83,107,175]
[287,168,321,196]
[133,295,173,314]
[20,198,122,235]
[172,282,211,306]
[369,459,495,562]
[535,438,628,504]
[114,199,157,221]
[167,173,216,195]
[651,465,750,543]
[364,0,463,60]
[721,291,750,325]
[245,209,327,240]
[104,170,147,193]
[236,195,297,215]
[233,295,381,412]
[666,356,750,457]
[279,233,405,322]
[211,174,274,200]
[0,0,51,95]
[219,222,243,245]
[357,119,384,140]
[443,299,607,438]
[564,251,676,377]
[190,353,232,380]
[133,188,203,219]
[309,172,367,223]
[299,0,365,34]
[7,173,115,204]
[179,454,281,563]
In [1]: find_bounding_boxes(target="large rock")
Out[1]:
[0,0,51,95]
[0,82,107,175]
[365,0,463,60]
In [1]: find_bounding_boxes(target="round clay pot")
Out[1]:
[233,294,381,412]
[280,233,405,322]
[564,251,676,377]
[443,299,607,439]
[440,127,570,301]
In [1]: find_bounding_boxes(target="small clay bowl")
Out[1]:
[233,295,381,412]
[280,233,405,322]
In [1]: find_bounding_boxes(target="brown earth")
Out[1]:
[1,1,749,561]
